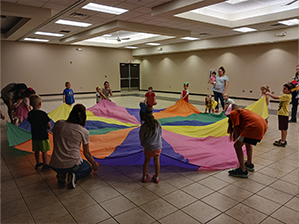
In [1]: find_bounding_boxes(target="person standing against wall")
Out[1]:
[289,65,299,123]
[212,66,229,113]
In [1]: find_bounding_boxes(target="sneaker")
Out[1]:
[42,164,51,170]
[67,173,76,189]
[273,140,286,147]
[228,167,248,178]
[274,140,287,145]
[153,175,160,183]
[35,163,43,169]
[289,119,297,123]
[215,109,219,113]
[56,174,66,183]
[245,161,255,172]
[142,174,150,183]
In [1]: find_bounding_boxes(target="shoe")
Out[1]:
[273,140,286,147]
[274,140,287,145]
[215,109,219,113]
[42,164,51,170]
[228,167,248,178]
[153,175,160,183]
[56,174,66,183]
[245,161,255,172]
[142,174,150,183]
[35,163,43,169]
[67,173,76,189]
[289,119,297,123]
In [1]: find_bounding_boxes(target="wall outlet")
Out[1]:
[169,86,171,88]
[272,91,274,94]
[250,90,252,93]
[242,90,245,92]
[207,88,209,90]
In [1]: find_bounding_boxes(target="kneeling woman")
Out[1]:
[50,104,98,188]
[226,105,267,178]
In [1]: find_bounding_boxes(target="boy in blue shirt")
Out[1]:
[63,81,75,105]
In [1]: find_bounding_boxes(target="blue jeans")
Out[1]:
[51,160,92,182]
[213,91,224,110]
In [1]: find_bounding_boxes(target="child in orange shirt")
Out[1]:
[227,105,267,178]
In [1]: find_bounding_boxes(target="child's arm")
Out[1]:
[109,89,113,96]
[224,103,227,111]
[100,90,106,99]
[266,92,279,99]
[83,143,98,171]
[46,122,51,130]
[63,94,66,103]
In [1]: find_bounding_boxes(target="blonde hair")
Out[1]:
[260,85,270,92]
[29,94,41,107]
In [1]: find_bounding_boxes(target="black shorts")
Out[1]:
[237,136,261,146]
[278,115,288,130]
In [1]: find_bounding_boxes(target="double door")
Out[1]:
[120,63,140,91]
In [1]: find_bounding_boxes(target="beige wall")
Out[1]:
[1,41,132,95]
[138,41,298,99]
[1,40,298,99]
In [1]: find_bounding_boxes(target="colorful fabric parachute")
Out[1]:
[6,97,268,170]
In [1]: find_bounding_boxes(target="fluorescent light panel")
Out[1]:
[35,31,64,37]
[233,27,257,32]
[24,38,49,42]
[82,3,128,15]
[181,37,200,40]
[278,18,299,26]
[55,19,92,27]
[146,43,161,46]
[225,0,248,4]
[125,46,138,49]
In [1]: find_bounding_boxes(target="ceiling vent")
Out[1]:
[69,12,88,18]
[60,30,71,33]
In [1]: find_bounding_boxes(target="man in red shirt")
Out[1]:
[144,87,157,108]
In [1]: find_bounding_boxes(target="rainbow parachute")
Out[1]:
[6,97,268,170]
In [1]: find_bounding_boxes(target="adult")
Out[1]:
[50,104,98,189]
[1,83,27,123]
[101,81,113,101]
[212,66,229,113]
[289,65,299,122]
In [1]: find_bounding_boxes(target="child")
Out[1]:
[260,85,271,109]
[266,83,295,147]
[96,86,105,103]
[227,105,267,178]
[205,95,218,113]
[223,93,235,111]
[144,87,157,108]
[15,88,36,123]
[207,71,216,87]
[27,94,51,170]
[101,81,113,101]
[181,82,189,102]
[63,81,75,105]
[139,103,162,183]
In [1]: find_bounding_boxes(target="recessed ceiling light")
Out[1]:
[24,38,49,42]
[103,34,112,37]
[233,27,257,32]
[278,18,299,26]
[146,43,161,46]
[181,37,200,40]
[124,46,138,49]
[82,3,128,15]
[35,31,64,37]
[225,0,248,4]
[55,19,92,27]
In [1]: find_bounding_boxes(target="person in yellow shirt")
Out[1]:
[266,83,295,147]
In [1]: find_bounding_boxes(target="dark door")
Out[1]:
[120,63,140,91]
